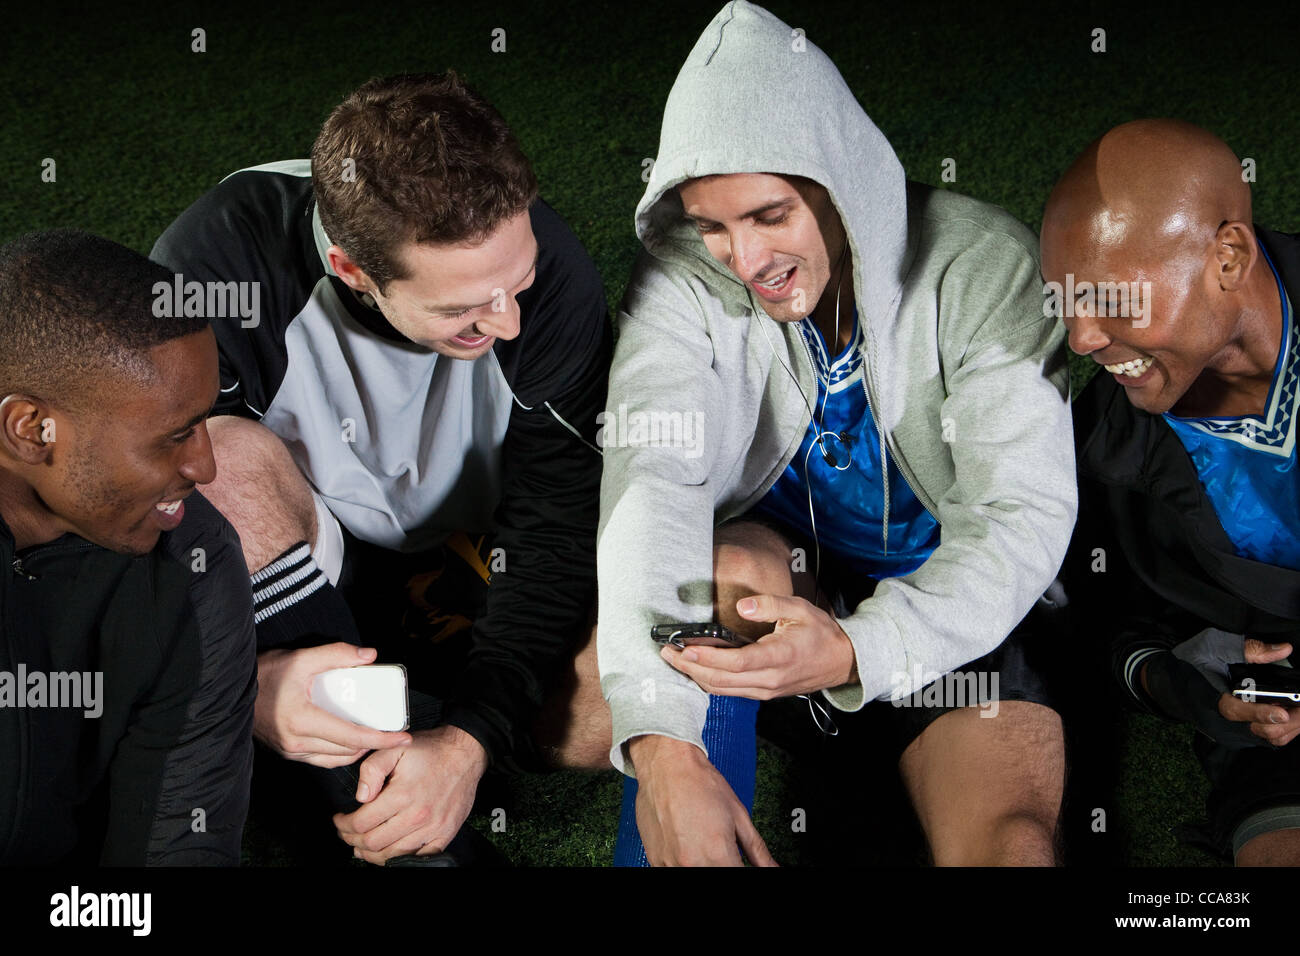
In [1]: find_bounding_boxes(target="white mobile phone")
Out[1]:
[310,664,409,731]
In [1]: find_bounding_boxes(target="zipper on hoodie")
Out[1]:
[860,370,891,554]
[855,327,940,525]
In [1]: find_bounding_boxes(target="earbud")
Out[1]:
[815,430,853,470]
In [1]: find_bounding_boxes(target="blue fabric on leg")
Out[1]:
[613,694,760,866]
[614,772,648,867]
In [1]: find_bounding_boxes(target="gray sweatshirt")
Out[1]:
[597,0,1076,773]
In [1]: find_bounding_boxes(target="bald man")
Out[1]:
[1044,119,1300,865]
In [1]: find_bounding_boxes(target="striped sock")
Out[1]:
[614,694,760,866]
[251,541,362,651]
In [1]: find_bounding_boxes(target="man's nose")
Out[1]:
[1064,303,1110,356]
[181,421,218,486]
[729,229,768,283]
[476,296,521,342]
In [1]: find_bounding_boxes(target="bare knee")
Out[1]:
[535,613,614,771]
[931,808,1059,867]
[712,522,800,638]
[904,703,1064,866]
[1236,824,1300,866]
[203,415,317,573]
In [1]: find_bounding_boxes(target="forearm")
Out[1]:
[597,470,716,774]
[829,504,1072,710]
[828,306,1076,708]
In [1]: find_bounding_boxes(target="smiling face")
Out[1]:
[1040,213,1232,415]
[677,173,847,325]
[28,329,221,555]
[1038,119,1279,416]
[330,209,538,360]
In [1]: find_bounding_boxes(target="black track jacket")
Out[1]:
[0,492,256,865]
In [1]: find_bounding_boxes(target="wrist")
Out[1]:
[254,647,288,684]
[627,734,706,776]
[423,724,490,776]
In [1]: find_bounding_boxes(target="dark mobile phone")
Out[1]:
[1230,663,1300,704]
[651,623,753,649]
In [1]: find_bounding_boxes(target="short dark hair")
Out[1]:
[0,230,209,415]
[311,70,539,293]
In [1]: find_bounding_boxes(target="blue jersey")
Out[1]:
[755,307,940,578]
[1164,244,1300,570]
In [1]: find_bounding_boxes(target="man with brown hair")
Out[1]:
[151,71,612,864]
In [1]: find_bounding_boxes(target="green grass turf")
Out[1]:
[6,0,1299,866]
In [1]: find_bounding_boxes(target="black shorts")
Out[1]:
[1191,733,1300,860]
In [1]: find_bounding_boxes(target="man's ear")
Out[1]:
[0,395,55,466]
[1214,221,1257,293]
[327,244,377,295]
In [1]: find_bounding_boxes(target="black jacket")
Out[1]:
[151,164,610,763]
[1066,225,1300,735]
[0,492,256,865]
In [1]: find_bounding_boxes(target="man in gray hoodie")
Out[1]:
[597,1,1077,865]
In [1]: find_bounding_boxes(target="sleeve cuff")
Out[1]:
[605,680,709,776]
[823,608,907,712]
[441,701,509,767]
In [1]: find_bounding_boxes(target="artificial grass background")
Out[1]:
[4,0,1298,866]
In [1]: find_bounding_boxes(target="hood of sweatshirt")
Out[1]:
[634,0,911,337]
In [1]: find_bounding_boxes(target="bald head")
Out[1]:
[1043,119,1249,271]
[1040,120,1283,416]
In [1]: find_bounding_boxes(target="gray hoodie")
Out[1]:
[597,0,1075,773]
